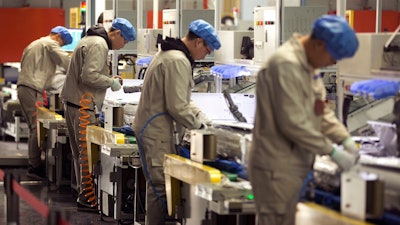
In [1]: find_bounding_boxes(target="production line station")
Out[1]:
[0,0,400,225]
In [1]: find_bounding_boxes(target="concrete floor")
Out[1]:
[0,135,115,225]
[0,135,28,166]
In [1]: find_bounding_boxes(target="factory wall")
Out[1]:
[0,0,398,28]
[240,0,399,22]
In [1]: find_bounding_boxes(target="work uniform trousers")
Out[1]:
[17,85,43,168]
[137,134,176,225]
[248,166,305,225]
[64,103,96,194]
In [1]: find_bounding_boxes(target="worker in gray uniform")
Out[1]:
[60,18,136,211]
[17,26,72,180]
[133,19,221,225]
[248,15,360,225]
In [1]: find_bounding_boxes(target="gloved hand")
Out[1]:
[111,78,122,91]
[330,148,358,172]
[197,111,213,126]
[342,137,359,155]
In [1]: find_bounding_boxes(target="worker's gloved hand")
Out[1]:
[342,137,359,155]
[330,148,358,172]
[197,111,213,126]
[111,78,122,91]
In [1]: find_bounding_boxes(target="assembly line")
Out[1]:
[0,0,400,225]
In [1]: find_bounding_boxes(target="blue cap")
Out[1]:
[312,15,359,60]
[51,26,73,45]
[189,19,221,50]
[112,18,136,42]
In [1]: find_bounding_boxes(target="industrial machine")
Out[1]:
[136,28,162,58]
[93,79,146,223]
[74,2,400,224]
[36,107,71,188]
[318,29,400,224]
[338,120,400,223]
[99,143,145,223]
[0,85,28,142]
[210,5,327,94]
[162,9,215,62]
[164,125,254,225]
[0,84,28,166]
[214,31,254,63]
[101,79,257,224]
[162,9,215,39]
[135,28,162,79]
[337,33,400,133]
[253,5,326,64]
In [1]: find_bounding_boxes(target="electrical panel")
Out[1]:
[253,6,280,64]
[162,9,215,39]
[253,6,326,64]
[162,9,179,38]
[214,31,254,62]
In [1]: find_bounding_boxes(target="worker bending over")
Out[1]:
[248,15,359,225]
[133,19,221,225]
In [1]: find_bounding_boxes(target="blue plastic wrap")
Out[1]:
[350,79,399,100]
[113,124,135,136]
[136,57,153,67]
[210,65,250,79]
[178,146,191,159]
[205,158,248,180]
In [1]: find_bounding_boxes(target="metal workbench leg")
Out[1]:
[5,173,20,225]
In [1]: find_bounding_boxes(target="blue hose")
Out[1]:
[138,112,169,211]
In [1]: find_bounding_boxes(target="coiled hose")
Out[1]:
[78,92,97,208]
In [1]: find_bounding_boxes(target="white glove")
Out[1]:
[111,78,122,91]
[342,137,359,155]
[197,111,212,126]
[330,148,358,172]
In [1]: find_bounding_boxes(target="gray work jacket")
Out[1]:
[18,36,70,92]
[248,33,350,177]
[133,49,202,142]
[60,35,113,110]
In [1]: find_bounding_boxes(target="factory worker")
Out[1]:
[60,17,136,212]
[133,19,221,225]
[17,26,72,180]
[247,15,359,225]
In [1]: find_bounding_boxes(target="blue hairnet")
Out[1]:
[112,18,136,42]
[51,26,73,45]
[189,19,221,50]
[312,15,358,60]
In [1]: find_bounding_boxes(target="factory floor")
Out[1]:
[0,137,375,225]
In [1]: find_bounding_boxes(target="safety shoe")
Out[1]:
[26,165,46,180]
